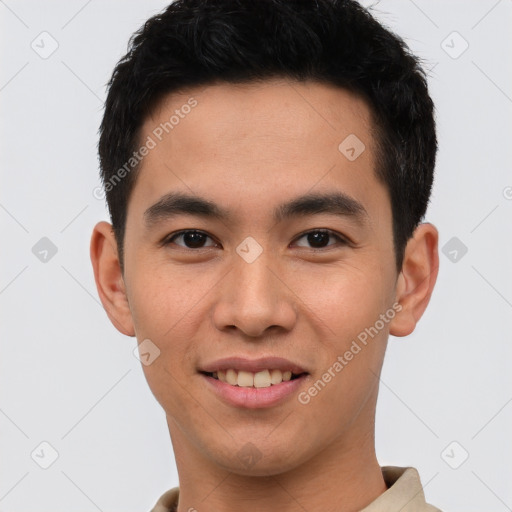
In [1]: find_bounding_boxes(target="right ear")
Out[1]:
[90,221,135,336]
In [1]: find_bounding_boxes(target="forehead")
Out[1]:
[144,78,375,158]
[130,78,387,225]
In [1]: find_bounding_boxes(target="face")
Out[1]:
[98,79,406,476]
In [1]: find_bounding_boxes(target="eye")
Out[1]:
[292,229,348,249]
[164,230,219,249]
[163,228,349,251]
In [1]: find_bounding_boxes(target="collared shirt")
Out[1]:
[149,466,442,511]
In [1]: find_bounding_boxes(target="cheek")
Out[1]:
[128,272,202,412]
[127,258,210,339]
[290,261,391,406]
[294,279,388,437]
[289,260,389,345]
[126,260,218,381]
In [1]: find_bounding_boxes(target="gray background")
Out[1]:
[1,1,511,510]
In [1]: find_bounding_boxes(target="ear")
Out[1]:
[389,222,439,337]
[90,221,135,336]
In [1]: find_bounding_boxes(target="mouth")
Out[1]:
[200,368,307,388]
[199,357,310,408]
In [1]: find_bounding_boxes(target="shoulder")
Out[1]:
[149,486,179,512]
[361,466,443,512]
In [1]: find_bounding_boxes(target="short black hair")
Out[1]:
[98,0,437,273]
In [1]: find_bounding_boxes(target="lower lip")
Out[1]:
[201,373,308,409]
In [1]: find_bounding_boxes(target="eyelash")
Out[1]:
[162,229,350,251]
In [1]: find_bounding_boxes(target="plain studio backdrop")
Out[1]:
[1,1,511,511]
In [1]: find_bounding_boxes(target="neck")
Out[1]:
[167,398,387,512]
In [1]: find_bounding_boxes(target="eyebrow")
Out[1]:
[143,191,369,228]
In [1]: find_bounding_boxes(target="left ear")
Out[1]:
[389,222,439,337]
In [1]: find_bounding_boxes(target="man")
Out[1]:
[90,0,441,510]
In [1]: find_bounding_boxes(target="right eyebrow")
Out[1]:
[144,192,231,229]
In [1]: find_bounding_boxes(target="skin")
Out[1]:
[90,78,439,512]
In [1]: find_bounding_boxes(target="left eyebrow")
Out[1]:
[273,191,369,226]
[143,191,369,229]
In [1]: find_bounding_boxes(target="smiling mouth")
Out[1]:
[201,369,307,388]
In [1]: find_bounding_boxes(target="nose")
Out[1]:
[212,250,297,339]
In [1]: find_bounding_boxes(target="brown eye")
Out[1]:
[293,230,347,249]
[166,230,217,249]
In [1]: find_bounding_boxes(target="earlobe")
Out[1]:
[90,221,135,337]
[389,223,439,338]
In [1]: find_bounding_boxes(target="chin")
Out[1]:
[211,441,309,477]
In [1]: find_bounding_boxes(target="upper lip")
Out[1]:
[200,356,308,374]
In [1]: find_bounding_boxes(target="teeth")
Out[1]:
[226,369,238,386]
[270,369,283,384]
[210,368,300,388]
[237,370,254,387]
[253,370,271,388]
